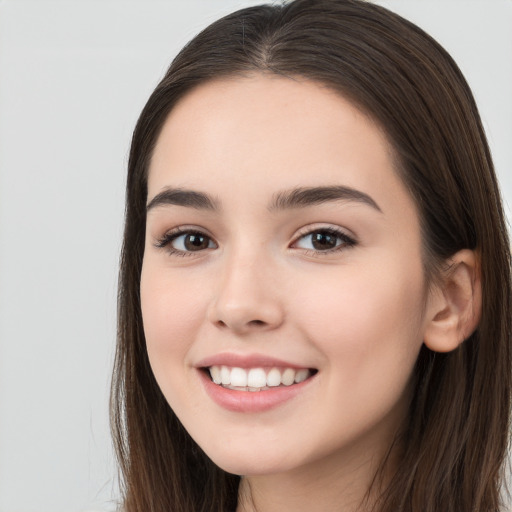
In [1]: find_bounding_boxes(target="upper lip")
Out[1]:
[195,352,313,370]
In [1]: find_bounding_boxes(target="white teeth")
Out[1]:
[230,367,248,387]
[281,368,295,386]
[220,366,231,385]
[210,365,222,384]
[266,367,282,387]
[207,365,313,390]
[294,368,309,383]
[248,368,267,388]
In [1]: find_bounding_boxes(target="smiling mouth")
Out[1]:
[204,365,317,392]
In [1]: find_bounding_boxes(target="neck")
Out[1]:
[236,437,399,512]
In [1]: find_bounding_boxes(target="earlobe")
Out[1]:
[423,249,482,353]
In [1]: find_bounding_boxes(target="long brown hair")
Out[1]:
[111,1,512,510]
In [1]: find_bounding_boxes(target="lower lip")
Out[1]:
[198,370,315,413]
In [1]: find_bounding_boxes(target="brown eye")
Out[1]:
[170,232,215,252]
[154,230,217,255]
[181,233,211,251]
[293,228,356,252]
[310,231,338,250]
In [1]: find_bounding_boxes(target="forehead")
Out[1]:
[148,74,412,219]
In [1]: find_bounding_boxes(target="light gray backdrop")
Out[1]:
[0,1,510,511]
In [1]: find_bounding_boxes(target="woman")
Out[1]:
[111,0,511,510]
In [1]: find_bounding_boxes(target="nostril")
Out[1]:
[249,320,266,327]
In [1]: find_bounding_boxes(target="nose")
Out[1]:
[207,251,285,334]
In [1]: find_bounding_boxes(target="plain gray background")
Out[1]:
[0,1,511,511]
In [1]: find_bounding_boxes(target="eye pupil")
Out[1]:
[312,232,337,250]
[184,234,209,250]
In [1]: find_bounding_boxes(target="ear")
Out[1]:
[423,249,482,353]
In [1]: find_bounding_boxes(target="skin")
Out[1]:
[140,74,443,511]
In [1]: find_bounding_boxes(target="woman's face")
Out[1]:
[141,75,431,478]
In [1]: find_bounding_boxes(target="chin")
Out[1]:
[202,442,298,476]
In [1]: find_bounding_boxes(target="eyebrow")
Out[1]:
[147,187,220,212]
[146,185,382,213]
[268,185,382,213]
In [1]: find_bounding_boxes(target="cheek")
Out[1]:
[140,263,207,377]
[288,262,426,448]
[294,258,426,383]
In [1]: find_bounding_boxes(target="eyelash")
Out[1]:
[154,226,357,257]
[154,227,215,257]
[292,226,356,256]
